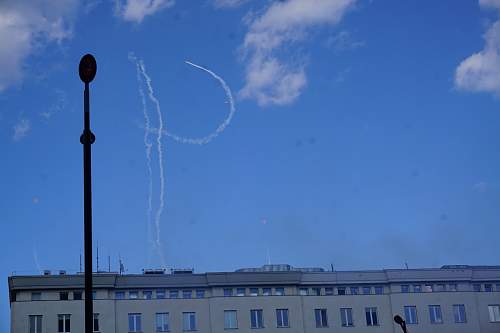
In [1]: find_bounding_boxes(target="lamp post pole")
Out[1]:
[79,54,97,333]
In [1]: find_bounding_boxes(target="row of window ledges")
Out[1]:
[401,304,500,325]
[28,313,100,333]
[400,282,500,293]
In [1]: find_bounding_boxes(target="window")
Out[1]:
[325,287,333,296]
[276,309,289,328]
[436,284,446,292]
[496,283,500,291]
[365,307,378,326]
[413,285,421,293]
[337,287,346,295]
[196,290,205,298]
[129,291,138,299]
[315,309,328,328]
[262,288,271,296]
[60,292,69,301]
[250,309,264,329]
[143,290,153,299]
[340,308,354,327]
[404,306,418,324]
[275,287,285,296]
[488,305,500,322]
[449,284,458,292]
[128,313,142,332]
[31,292,41,301]
[182,290,192,299]
[73,291,82,300]
[250,288,259,296]
[299,288,308,296]
[312,287,321,296]
[401,285,410,293]
[350,286,359,295]
[362,286,371,295]
[156,290,166,299]
[58,314,71,333]
[183,312,196,331]
[29,315,42,333]
[424,284,433,292]
[236,288,245,296]
[453,304,466,323]
[115,291,125,299]
[473,284,481,292]
[485,284,493,292]
[93,313,99,332]
[224,288,233,297]
[429,305,443,324]
[156,313,170,332]
[374,286,383,294]
[224,310,238,329]
[170,290,178,299]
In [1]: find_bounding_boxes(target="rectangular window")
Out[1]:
[340,308,354,327]
[128,313,142,332]
[489,305,500,322]
[424,284,433,292]
[250,309,264,329]
[59,292,69,301]
[143,290,153,299]
[365,307,378,326]
[236,288,245,296]
[93,313,99,332]
[436,284,446,292]
[449,284,458,292]
[299,288,308,296]
[73,291,82,300]
[156,313,169,332]
[156,290,166,299]
[374,286,383,294]
[58,314,71,333]
[275,287,285,296]
[362,286,372,295]
[473,284,481,292]
[31,292,41,301]
[337,287,346,295]
[129,291,138,299]
[312,287,321,296]
[276,309,289,328]
[182,290,192,299]
[485,284,493,292]
[170,290,178,299]
[183,312,196,331]
[404,306,418,324]
[224,310,238,329]
[115,291,125,299]
[401,285,410,293]
[453,304,466,323]
[224,288,233,297]
[29,315,42,333]
[413,285,421,293]
[350,286,359,295]
[262,288,271,296]
[315,309,328,328]
[250,288,259,296]
[429,305,443,324]
[496,283,500,291]
[196,290,205,298]
[325,287,333,296]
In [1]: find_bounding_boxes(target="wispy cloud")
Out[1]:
[115,0,175,23]
[325,30,365,52]
[213,0,250,9]
[455,1,500,94]
[474,181,489,193]
[13,118,31,142]
[40,89,67,120]
[0,0,78,91]
[239,0,356,106]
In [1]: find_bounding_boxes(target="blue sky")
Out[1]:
[2,0,500,329]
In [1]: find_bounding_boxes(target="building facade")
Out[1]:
[8,264,500,333]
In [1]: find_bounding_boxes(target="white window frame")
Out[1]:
[29,315,42,333]
[340,308,354,327]
[156,312,170,332]
[128,313,142,332]
[404,306,418,324]
[453,304,466,323]
[250,309,264,329]
[93,313,99,332]
[129,291,138,299]
[58,314,71,333]
[314,309,328,328]
[429,305,443,324]
[276,309,289,328]
[224,310,238,329]
[365,307,378,326]
[488,305,500,322]
[183,312,197,331]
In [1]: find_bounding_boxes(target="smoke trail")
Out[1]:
[129,53,155,267]
[33,247,41,273]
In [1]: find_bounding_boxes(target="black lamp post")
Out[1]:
[394,315,408,333]
[79,54,97,333]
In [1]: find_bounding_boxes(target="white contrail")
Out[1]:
[33,247,41,273]
[129,53,155,266]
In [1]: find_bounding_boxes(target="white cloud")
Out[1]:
[239,0,356,106]
[13,118,31,142]
[214,0,250,9]
[115,0,175,23]
[326,30,365,52]
[0,0,78,91]
[479,0,500,10]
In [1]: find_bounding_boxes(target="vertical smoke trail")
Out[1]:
[33,247,41,273]
[129,53,155,266]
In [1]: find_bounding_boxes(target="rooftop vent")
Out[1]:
[171,268,194,275]
[59,270,66,275]
[143,269,166,275]
[43,270,51,276]
[236,264,325,273]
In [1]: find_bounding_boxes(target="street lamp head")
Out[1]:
[79,54,97,84]
[394,315,404,325]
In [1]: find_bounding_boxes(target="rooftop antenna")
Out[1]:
[405,262,409,270]
[96,240,99,272]
[108,255,111,272]
[119,254,125,275]
[79,253,82,273]
[331,263,334,272]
